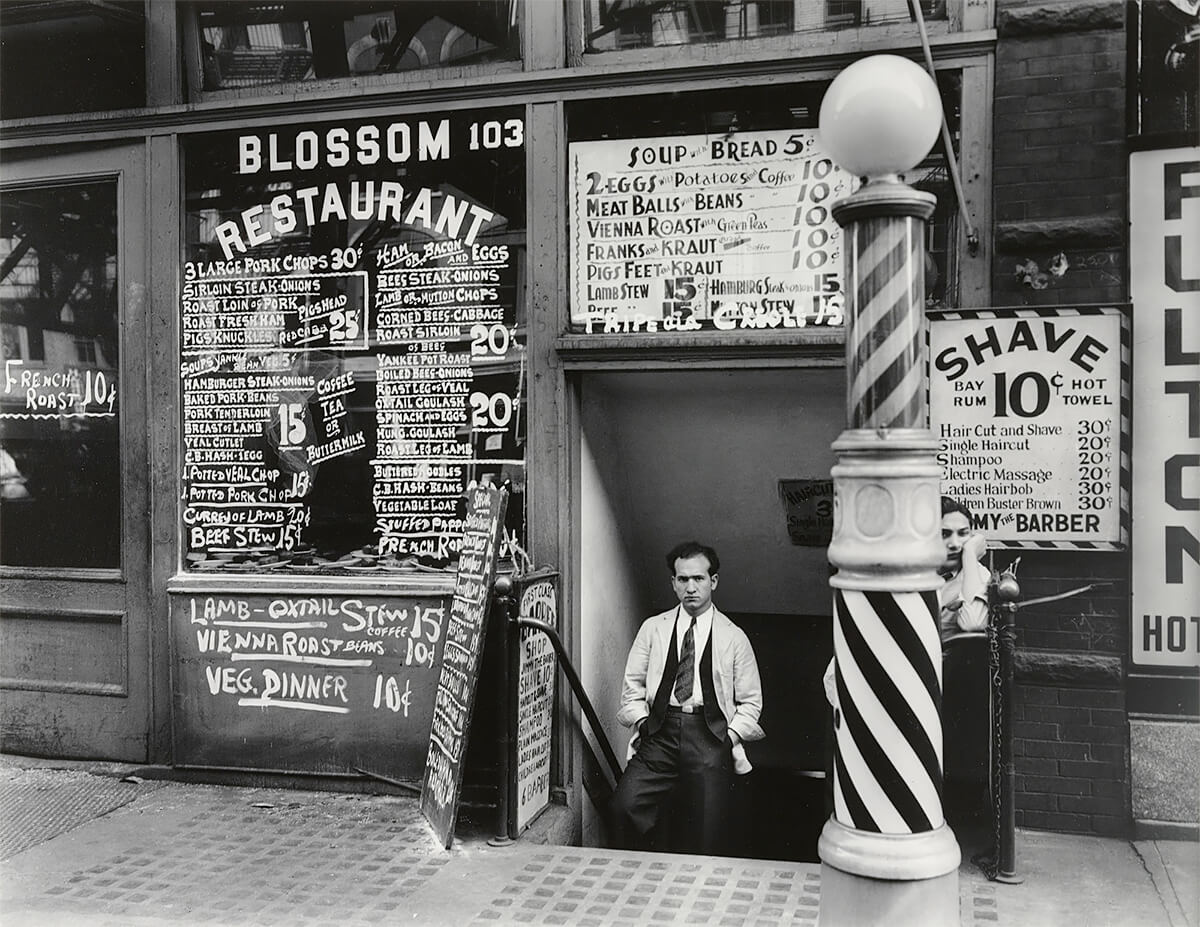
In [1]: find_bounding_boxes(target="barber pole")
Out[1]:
[816,54,960,927]
[844,216,927,429]
[830,192,945,838]
[819,169,960,927]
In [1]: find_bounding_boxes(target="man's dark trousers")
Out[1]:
[610,631,734,854]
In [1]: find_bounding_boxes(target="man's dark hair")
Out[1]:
[666,541,719,576]
[941,495,973,521]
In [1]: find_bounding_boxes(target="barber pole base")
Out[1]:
[819,818,960,927]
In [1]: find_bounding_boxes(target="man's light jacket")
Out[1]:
[617,606,765,746]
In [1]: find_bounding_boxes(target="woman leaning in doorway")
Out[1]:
[938,495,990,642]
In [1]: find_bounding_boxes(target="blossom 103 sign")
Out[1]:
[568,130,849,334]
[928,307,1129,549]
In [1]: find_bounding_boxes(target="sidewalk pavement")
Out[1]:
[1,755,1195,926]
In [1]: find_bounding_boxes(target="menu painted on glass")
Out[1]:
[569,130,849,333]
[182,108,526,575]
[0,181,122,568]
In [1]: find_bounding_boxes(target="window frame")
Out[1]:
[567,0,993,68]
[180,1,530,104]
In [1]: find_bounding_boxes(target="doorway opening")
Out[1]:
[577,367,841,861]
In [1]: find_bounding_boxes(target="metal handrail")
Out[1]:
[514,615,624,783]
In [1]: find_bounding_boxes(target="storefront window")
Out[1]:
[182,107,526,575]
[1130,0,1199,138]
[566,78,959,335]
[583,0,947,53]
[0,183,121,568]
[194,1,520,91]
[0,1,145,119]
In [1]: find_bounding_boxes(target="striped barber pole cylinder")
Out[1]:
[844,214,929,431]
[818,182,960,909]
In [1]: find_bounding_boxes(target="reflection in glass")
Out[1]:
[0,183,121,568]
[584,0,946,52]
[197,1,520,91]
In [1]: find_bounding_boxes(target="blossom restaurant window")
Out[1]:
[582,0,947,53]
[191,1,521,92]
[181,108,527,575]
[566,78,960,336]
[0,183,121,568]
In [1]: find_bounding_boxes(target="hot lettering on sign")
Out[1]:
[1130,148,1200,669]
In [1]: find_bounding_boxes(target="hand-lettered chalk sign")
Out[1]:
[421,483,508,848]
[170,590,447,777]
[511,571,559,835]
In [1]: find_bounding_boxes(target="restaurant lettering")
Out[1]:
[180,107,525,574]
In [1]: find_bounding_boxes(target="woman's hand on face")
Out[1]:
[963,533,988,563]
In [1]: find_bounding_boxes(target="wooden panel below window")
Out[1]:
[0,609,127,696]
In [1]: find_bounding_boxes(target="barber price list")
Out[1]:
[930,311,1126,546]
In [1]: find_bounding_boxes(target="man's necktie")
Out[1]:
[674,615,696,703]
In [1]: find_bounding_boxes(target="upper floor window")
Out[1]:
[193,1,520,92]
[0,0,145,119]
[1130,0,1199,141]
[583,0,947,53]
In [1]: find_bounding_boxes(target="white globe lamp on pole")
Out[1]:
[819,54,944,183]
[817,55,961,927]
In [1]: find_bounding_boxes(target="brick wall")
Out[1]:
[992,1,1126,307]
[992,1,1132,836]
[1006,552,1130,835]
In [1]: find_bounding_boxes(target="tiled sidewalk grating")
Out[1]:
[469,849,1002,926]
[32,792,446,927]
[0,768,158,861]
[471,852,824,926]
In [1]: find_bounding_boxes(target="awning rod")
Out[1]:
[911,1,980,255]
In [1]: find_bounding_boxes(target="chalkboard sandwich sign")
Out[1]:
[420,481,508,848]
